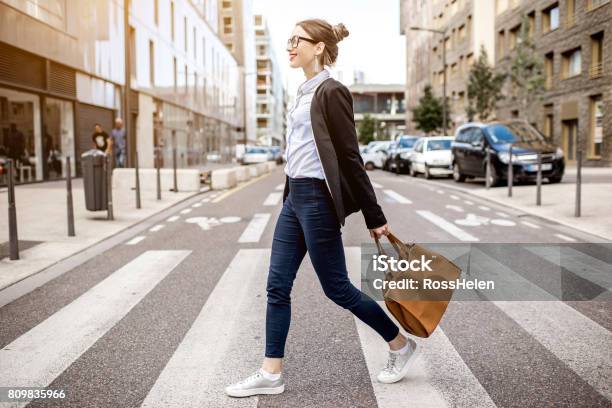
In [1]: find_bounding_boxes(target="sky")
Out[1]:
[252,0,406,96]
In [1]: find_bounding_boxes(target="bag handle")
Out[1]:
[374,232,405,258]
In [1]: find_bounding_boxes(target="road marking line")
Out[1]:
[201,198,210,203]
[238,213,271,243]
[140,249,267,408]
[263,192,283,206]
[371,182,383,188]
[436,190,445,194]
[450,195,460,200]
[167,215,180,222]
[383,190,412,204]
[275,183,284,190]
[521,221,541,229]
[555,233,577,242]
[192,203,202,208]
[0,250,191,406]
[180,208,192,214]
[126,236,145,245]
[416,210,479,241]
[495,211,510,218]
[446,204,464,213]
[464,200,474,205]
[478,205,491,211]
[149,225,165,232]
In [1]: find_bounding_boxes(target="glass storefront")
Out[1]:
[0,87,75,186]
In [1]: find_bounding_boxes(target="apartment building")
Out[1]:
[0,0,243,187]
[350,84,407,140]
[253,14,286,146]
[495,0,611,166]
[400,0,496,134]
[217,0,257,145]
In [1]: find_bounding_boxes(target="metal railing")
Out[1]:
[590,62,603,79]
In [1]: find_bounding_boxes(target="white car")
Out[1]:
[242,147,272,164]
[361,141,394,170]
[408,136,454,179]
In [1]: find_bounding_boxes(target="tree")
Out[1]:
[411,84,451,134]
[508,15,546,122]
[357,113,376,145]
[466,46,506,121]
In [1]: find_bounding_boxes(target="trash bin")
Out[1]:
[81,149,108,211]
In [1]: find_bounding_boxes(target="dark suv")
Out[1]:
[451,121,565,186]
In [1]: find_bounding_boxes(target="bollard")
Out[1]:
[66,156,75,236]
[7,159,19,260]
[575,149,582,217]
[105,154,114,220]
[485,146,491,190]
[536,150,542,206]
[507,144,513,197]
[135,150,141,209]
[156,147,161,200]
[172,146,178,193]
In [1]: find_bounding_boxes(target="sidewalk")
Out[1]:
[437,165,612,241]
[0,161,238,291]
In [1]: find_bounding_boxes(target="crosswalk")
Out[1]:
[1,173,610,407]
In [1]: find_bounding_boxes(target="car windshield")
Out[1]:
[398,138,418,148]
[247,148,268,154]
[427,140,452,151]
[486,123,545,144]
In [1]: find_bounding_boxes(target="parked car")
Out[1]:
[408,136,454,178]
[387,135,421,174]
[361,141,394,170]
[242,147,273,164]
[267,146,284,164]
[382,141,399,171]
[451,120,565,186]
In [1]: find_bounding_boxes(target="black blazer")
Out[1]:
[282,77,387,230]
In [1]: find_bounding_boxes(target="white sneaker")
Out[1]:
[377,337,420,384]
[225,368,285,397]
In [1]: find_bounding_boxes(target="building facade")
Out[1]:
[0,0,243,187]
[350,84,407,140]
[400,0,497,134]
[253,14,285,146]
[495,0,611,166]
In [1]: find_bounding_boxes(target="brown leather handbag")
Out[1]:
[374,232,462,338]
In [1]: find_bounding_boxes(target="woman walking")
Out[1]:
[225,19,419,398]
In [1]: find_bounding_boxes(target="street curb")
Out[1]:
[408,176,612,242]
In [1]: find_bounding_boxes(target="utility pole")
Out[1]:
[410,26,448,136]
[124,0,132,167]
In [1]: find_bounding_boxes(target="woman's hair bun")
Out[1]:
[332,23,349,42]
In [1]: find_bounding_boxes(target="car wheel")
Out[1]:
[453,163,466,182]
[365,162,375,171]
[424,165,432,179]
[548,175,563,183]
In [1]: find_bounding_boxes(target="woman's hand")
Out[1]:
[369,223,390,239]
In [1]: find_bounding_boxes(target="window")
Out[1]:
[202,38,206,67]
[149,40,155,86]
[222,0,232,9]
[590,32,604,78]
[193,28,197,59]
[466,53,474,67]
[527,11,535,38]
[543,3,560,33]
[184,64,188,93]
[566,0,575,27]
[562,48,582,78]
[170,2,175,40]
[509,25,520,50]
[458,24,466,40]
[224,17,233,34]
[544,109,554,139]
[184,17,188,52]
[498,30,506,58]
[129,26,136,78]
[173,57,177,90]
[589,95,603,157]
[545,52,554,89]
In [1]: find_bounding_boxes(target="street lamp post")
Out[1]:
[410,26,448,136]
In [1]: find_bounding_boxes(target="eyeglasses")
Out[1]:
[287,35,318,50]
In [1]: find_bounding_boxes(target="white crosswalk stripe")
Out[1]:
[383,190,412,204]
[238,213,271,243]
[0,250,191,408]
[416,210,480,242]
[263,192,283,206]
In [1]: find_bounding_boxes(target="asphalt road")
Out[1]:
[0,167,610,408]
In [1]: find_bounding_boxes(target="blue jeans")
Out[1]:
[115,149,125,168]
[265,176,400,358]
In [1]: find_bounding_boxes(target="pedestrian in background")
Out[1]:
[225,18,420,398]
[111,118,127,168]
[91,123,112,155]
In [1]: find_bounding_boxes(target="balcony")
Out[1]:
[587,0,610,11]
[590,62,603,79]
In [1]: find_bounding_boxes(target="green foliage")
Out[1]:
[411,84,452,134]
[466,46,506,121]
[358,113,376,145]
